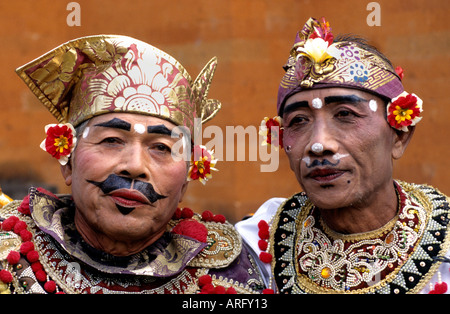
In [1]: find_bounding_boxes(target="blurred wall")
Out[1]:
[0,0,448,221]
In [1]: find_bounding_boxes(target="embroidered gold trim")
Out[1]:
[270,181,450,294]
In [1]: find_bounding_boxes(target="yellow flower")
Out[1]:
[297,38,341,64]
[393,106,413,122]
[54,135,70,153]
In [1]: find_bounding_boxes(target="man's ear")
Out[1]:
[60,163,73,186]
[392,126,415,160]
[178,181,189,203]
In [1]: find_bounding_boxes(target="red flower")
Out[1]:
[260,116,283,149]
[40,123,77,165]
[387,92,423,132]
[310,17,334,45]
[188,145,218,184]
[395,66,404,80]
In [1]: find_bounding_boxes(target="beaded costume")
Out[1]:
[237,181,450,294]
[0,188,264,294]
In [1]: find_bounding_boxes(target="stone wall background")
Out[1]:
[0,0,448,221]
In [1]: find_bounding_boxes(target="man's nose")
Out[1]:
[117,143,150,180]
[306,121,339,156]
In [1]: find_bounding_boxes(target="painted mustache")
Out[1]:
[87,174,167,215]
[305,158,340,169]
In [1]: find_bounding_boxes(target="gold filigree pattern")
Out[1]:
[271,181,450,294]
[16,35,221,134]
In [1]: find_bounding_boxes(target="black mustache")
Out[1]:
[87,174,167,204]
[306,159,340,168]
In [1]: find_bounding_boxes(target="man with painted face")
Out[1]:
[236,18,450,294]
[0,35,265,294]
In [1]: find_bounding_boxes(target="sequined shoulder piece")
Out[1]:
[186,217,243,269]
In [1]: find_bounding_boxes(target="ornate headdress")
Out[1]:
[263,17,423,140]
[16,35,220,133]
[17,35,220,183]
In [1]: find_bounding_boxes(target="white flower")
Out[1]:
[297,38,341,64]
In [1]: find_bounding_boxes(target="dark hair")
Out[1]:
[334,33,394,69]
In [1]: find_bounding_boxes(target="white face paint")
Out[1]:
[82,127,90,139]
[134,123,146,134]
[332,153,349,161]
[312,98,323,109]
[302,156,311,165]
[311,143,324,154]
[369,99,378,112]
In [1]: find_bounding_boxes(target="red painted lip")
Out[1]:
[307,168,346,183]
[108,189,151,208]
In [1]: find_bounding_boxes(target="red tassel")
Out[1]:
[214,286,227,294]
[198,275,212,287]
[17,195,31,215]
[20,241,34,255]
[44,280,57,293]
[6,251,20,265]
[35,270,47,282]
[258,239,268,251]
[259,252,273,263]
[13,221,27,234]
[435,282,448,294]
[26,250,40,263]
[262,288,274,294]
[172,219,208,243]
[201,210,214,222]
[172,207,182,220]
[1,216,18,231]
[0,269,13,283]
[213,214,226,224]
[19,230,32,242]
[181,207,194,219]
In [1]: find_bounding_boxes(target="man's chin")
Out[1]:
[303,182,358,210]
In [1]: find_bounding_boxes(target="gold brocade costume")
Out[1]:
[0,188,264,294]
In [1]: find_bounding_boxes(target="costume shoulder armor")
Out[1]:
[168,209,242,269]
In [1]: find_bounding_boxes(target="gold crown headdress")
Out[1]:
[16,35,221,134]
[17,35,221,183]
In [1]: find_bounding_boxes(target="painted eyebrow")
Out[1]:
[283,101,309,116]
[147,124,172,136]
[94,118,131,131]
[324,95,368,105]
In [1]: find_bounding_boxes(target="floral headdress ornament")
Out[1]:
[188,145,218,185]
[295,18,341,65]
[387,68,423,132]
[260,116,283,149]
[40,123,77,165]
